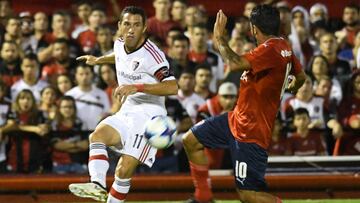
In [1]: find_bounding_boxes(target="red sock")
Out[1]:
[189,161,213,202]
[276,197,282,203]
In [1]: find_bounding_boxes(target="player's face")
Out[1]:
[59,100,75,119]
[119,13,146,50]
[294,114,310,131]
[57,75,72,94]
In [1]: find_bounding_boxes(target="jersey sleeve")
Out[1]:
[144,42,175,82]
[243,44,276,74]
[291,53,303,75]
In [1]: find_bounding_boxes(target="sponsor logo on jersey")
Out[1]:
[120,71,142,80]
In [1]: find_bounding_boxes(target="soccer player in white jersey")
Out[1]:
[69,6,178,203]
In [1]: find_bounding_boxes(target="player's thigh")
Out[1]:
[189,113,231,149]
[115,154,140,178]
[91,114,128,146]
[230,140,268,191]
[120,111,157,168]
[182,130,204,151]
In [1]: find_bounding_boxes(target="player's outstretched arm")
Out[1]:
[213,10,251,71]
[76,52,115,65]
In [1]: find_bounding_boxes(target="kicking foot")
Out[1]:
[69,182,108,202]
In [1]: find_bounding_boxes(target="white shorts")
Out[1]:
[98,110,157,167]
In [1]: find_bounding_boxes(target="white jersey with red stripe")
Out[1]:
[114,38,174,116]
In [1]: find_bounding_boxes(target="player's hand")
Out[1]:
[76,55,98,66]
[113,85,137,104]
[213,10,227,45]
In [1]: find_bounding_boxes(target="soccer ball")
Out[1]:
[144,115,177,149]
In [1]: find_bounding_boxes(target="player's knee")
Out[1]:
[89,131,104,143]
[182,130,197,150]
[237,190,254,202]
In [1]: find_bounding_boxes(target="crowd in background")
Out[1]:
[0,0,359,175]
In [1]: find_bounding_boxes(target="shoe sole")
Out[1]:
[69,183,107,202]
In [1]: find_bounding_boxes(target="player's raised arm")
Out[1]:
[213,10,251,71]
[76,52,115,65]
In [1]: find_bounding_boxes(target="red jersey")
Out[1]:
[77,29,96,53]
[286,131,327,156]
[228,38,302,149]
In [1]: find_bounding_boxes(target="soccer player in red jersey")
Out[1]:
[182,5,306,203]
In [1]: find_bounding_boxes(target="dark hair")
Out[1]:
[22,53,39,64]
[76,0,92,7]
[119,6,147,25]
[171,34,190,45]
[192,23,208,31]
[97,64,116,89]
[180,68,196,76]
[95,24,112,34]
[250,4,280,36]
[53,38,70,46]
[75,63,93,73]
[235,15,249,24]
[56,95,77,123]
[294,108,310,118]
[345,3,360,13]
[168,26,183,34]
[195,63,212,74]
[91,4,106,15]
[306,54,329,77]
[53,10,70,18]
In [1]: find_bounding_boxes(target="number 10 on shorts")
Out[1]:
[235,160,247,179]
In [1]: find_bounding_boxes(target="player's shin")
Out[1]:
[189,161,213,202]
[107,176,131,203]
[88,142,110,188]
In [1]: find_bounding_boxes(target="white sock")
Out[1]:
[88,142,109,188]
[107,176,131,203]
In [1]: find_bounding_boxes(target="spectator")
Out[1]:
[335,4,360,49]
[194,64,215,99]
[164,27,183,54]
[38,86,57,120]
[96,64,120,114]
[77,5,107,54]
[284,76,343,154]
[286,108,327,156]
[147,0,181,46]
[243,1,257,19]
[188,23,224,92]
[170,0,187,29]
[307,54,343,105]
[319,33,352,88]
[276,1,292,39]
[7,89,51,173]
[231,16,252,43]
[176,69,205,123]
[19,12,35,53]
[0,80,11,173]
[89,25,113,57]
[56,74,73,96]
[268,115,287,156]
[50,96,88,174]
[4,16,21,45]
[0,0,13,29]
[71,0,92,39]
[289,6,314,67]
[29,12,51,55]
[65,64,110,130]
[184,6,201,36]
[167,34,197,79]
[0,40,22,87]
[41,38,77,84]
[338,30,360,68]
[11,53,49,102]
[337,71,360,155]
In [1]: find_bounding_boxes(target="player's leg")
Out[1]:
[69,115,124,202]
[183,114,230,203]
[229,141,281,203]
[107,154,140,203]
